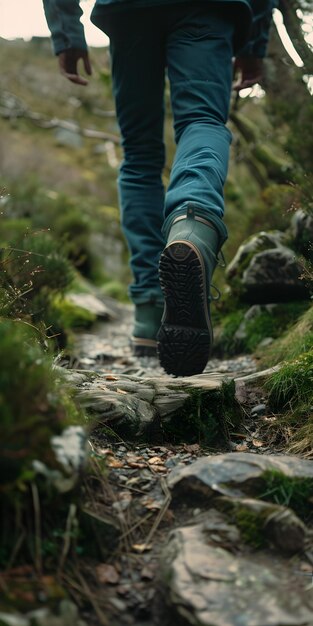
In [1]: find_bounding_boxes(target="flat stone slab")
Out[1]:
[67,293,116,320]
[161,521,313,626]
[67,370,234,442]
[168,452,313,499]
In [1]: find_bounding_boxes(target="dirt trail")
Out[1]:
[65,297,313,626]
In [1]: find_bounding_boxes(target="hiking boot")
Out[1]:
[157,208,221,376]
[131,302,164,356]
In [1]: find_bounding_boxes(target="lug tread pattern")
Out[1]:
[158,243,213,376]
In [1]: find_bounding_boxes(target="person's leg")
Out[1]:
[158,5,235,375]
[164,3,234,242]
[102,10,166,307]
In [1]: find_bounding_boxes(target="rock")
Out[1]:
[242,247,309,302]
[0,602,87,626]
[234,304,276,341]
[160,521,313,626]
[226,231,310,303]
[0,90,27,118]
[258,336,274,348]
[67,293,116,320]
[0,615,29,626]
[54,125,83,149]
[251,403,267,417]
[226,231,286,280]
[265,507,306,555]
[216,496,306,554]
[74,370,235,443]
[291,209,313,261]
[31,425,87,494]
[168,452,313,502]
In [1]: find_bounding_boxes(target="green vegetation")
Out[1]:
[0,16,312,622]
[268,350,313,412]
[260,305,313,367]
[259,470,313,521]
[161,381,241,446]
[214,302,309,356]
[0,321,84,567]
[264,350,313,457]
[234,508,265,549]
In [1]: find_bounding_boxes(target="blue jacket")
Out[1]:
[42,0,276,57]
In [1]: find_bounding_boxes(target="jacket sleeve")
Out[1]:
[42,0,87,54]
[238,0,278,58]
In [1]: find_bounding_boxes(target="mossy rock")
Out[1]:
[226,230,310,304]
[214,302,309,357]
[257,469,313,521]
[49,295,97,330]
[161,380,241,446]
[216,496,306,553]
[101,279,129,302]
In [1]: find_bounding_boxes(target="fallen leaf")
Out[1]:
[126,454,144,463]
[107,457,124,468]
[96,563,120,584]
[183,444,200,453]
[151,465,168,473]
[148,456,163,465]
[235,443,249,452]
[106,375,118,381]
[252,438,265,448]
[141,566,155,580]
[98,448,113,455]
[299,562,313,572]
[142,497,163,510]
[132,543,152,553]
[128,461,146,469]
[126,453,146,469]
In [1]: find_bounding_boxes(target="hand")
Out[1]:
[233,57,263,91]
[58,48,92,86]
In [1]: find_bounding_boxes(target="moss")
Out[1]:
[225,232,281,301]
[258,470,313,521]
[49,296,97,330]
[252,144,292,183]
[256,184,298,232]
[246,302,309,353]
[214,309,246,356]
[54,209,92,273]
[101,279,129,303]
[161,381,241,447]
[215,302,309,357]
[235,508,265,549]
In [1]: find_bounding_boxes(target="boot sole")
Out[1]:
[157,241,213,376]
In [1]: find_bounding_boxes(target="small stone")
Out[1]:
[251,404,267,417]
[0,615,29,626]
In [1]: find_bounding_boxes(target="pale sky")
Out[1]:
[0,1,311,67]
[0,0,109,46]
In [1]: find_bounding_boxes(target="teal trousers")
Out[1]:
[96,3,234,304]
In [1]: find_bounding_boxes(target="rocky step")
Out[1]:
[65,366,280,445]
